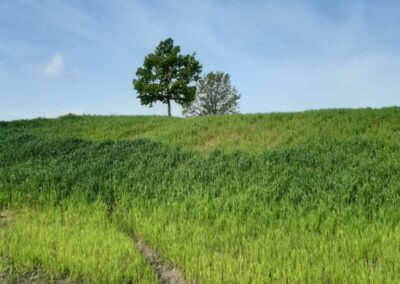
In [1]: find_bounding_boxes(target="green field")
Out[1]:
[1,107,400,283]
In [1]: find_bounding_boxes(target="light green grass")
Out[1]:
[0,255,5,279]
[0,202,157,283]
[117,201,400,283]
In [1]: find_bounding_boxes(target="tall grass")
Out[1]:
[116,202,400,283]
[0,202,157,283]
[1,107,400,282]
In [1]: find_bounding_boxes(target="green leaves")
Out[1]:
[133,38,202,115]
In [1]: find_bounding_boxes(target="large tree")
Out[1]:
[133,38,202,116]
[182,71,240,117]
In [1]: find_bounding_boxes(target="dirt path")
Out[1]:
[1,210,188,283]
[135,239,187,284]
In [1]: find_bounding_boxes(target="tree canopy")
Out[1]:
[133,38,202,116]
[182,71,240,117]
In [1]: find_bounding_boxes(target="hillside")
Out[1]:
[1,107,400,283]
[3,107,399,151]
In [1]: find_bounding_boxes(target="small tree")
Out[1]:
[182,71,240,117]
[133,38,202,116]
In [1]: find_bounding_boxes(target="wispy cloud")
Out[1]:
[43,53,64,77]
[22,53,64,77]
[1,0,400,121]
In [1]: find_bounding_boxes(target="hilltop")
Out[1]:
[2,106,399,152]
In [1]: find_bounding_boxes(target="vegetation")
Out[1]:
[1,107,400,283]
[0,204,157,283]
[183,71,241,117]
[133,38,202,116]
[5,107,399,152]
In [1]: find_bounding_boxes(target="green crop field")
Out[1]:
[1,107,400,283]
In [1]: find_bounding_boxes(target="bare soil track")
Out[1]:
[1,210,188,283]
[136,239,187,284]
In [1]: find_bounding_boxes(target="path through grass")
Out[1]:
[0,203,157,283]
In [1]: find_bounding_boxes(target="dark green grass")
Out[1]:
[1,107,400,282]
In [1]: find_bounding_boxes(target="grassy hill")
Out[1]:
[4,106,399,151]
[1,107,400,283]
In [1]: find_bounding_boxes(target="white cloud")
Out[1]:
[22,52,65,77]
[43,53,64,77]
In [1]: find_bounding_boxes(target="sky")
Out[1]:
[1,0,400,120]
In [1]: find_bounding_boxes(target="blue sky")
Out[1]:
[1,0,400,120]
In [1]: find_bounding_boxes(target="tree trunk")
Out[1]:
[167,99,171,117]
